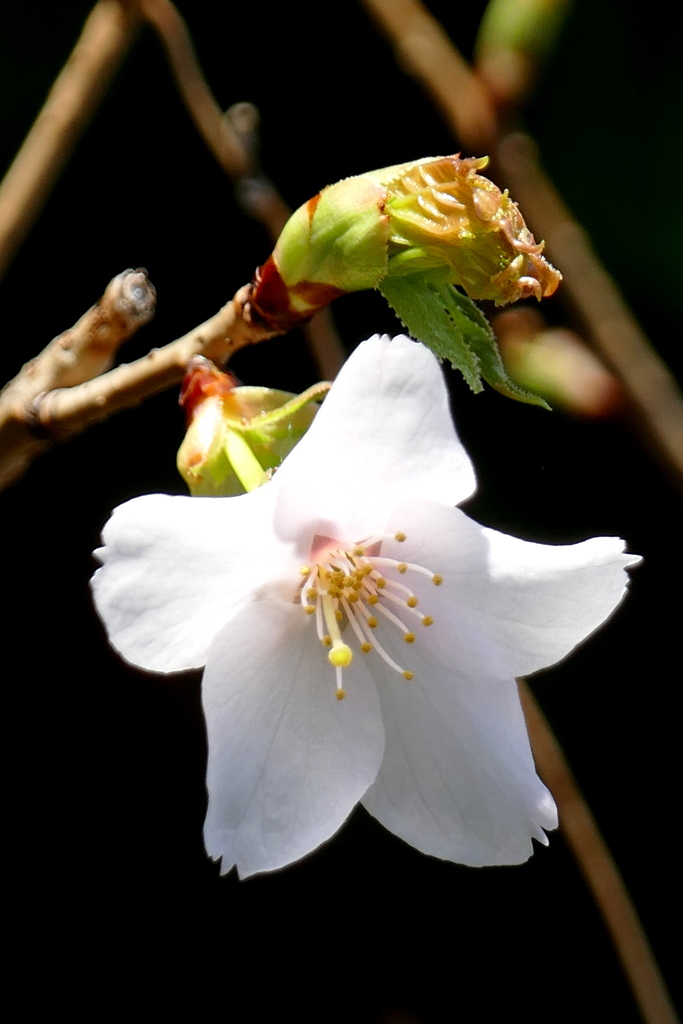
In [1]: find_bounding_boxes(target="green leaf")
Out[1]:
[442,284,550,408]
[379,272,550,408]
[379,274,483,393]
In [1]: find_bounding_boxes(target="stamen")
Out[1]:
[302,537,438,694]
[368,556,442,583]
[355,610,412,677]
[380,588,423,618]
[359,531,401,547]
[375,601,412,635]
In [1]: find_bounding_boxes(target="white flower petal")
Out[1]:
[91,487,297,673]
[384,499,639,679]
[274,335,476,543]
[202,599,384,878]
[363,650,557,866]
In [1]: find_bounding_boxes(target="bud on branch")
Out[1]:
[250,153,560,332]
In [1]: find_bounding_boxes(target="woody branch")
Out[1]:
[0,272,278,491]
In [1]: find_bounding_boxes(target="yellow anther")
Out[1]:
[395,532,406,542]
[402,670,414,681]
[361,642,372,653]
[404,632,416,644]
[362,565,373,576]
[376,578,386,588]
[352,579,363,590]
[347,591,359,603]
[406,596,418,608]
[432,574,443,586]
[368,616,378,628]
[300,566,311,577]
[336,689,347,701]
[327,585,340,597]
[329,642,353,667]
[307,588,318,601]
[367,594,379,605]
[305,605,316,615]
[352,546,365,556]
[335,609,343,621]
[322,635,332,647]
[397,563,408,574]
[422,615,434,626]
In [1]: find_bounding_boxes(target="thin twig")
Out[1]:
[520,682,680,1024]
[141,0,345,376]
[0,275,278,490]
[35,283,275,437]
[362,0,498,152]
[139,0,249,180]
[0,268,156,489]
[0,0,141,281]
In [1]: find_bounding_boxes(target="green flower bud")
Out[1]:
[475,0,571,104]
[380,154,561,304]
[249,154,560,331]
[251,175,390,332]
[177,357,329,496]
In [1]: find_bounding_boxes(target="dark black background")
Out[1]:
[1,2,679,1020]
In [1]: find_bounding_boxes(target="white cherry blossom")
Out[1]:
[92,335,639,877]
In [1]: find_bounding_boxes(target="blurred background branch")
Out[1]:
[0,0,141,281]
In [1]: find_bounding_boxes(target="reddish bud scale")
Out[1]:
[250,255,346,333]
[179,357,239,426]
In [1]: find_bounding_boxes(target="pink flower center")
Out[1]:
[298,531,442,699]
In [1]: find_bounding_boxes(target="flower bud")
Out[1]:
[493,308,624,418]
[378,154,560,303]
[250,154,560,330]
[177,357,329,496]
[475,0,571,105]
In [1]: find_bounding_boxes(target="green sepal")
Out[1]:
[379,271,550,408]
[238,383,330,474]
[224,428,269,493]
[274,176,389,292]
